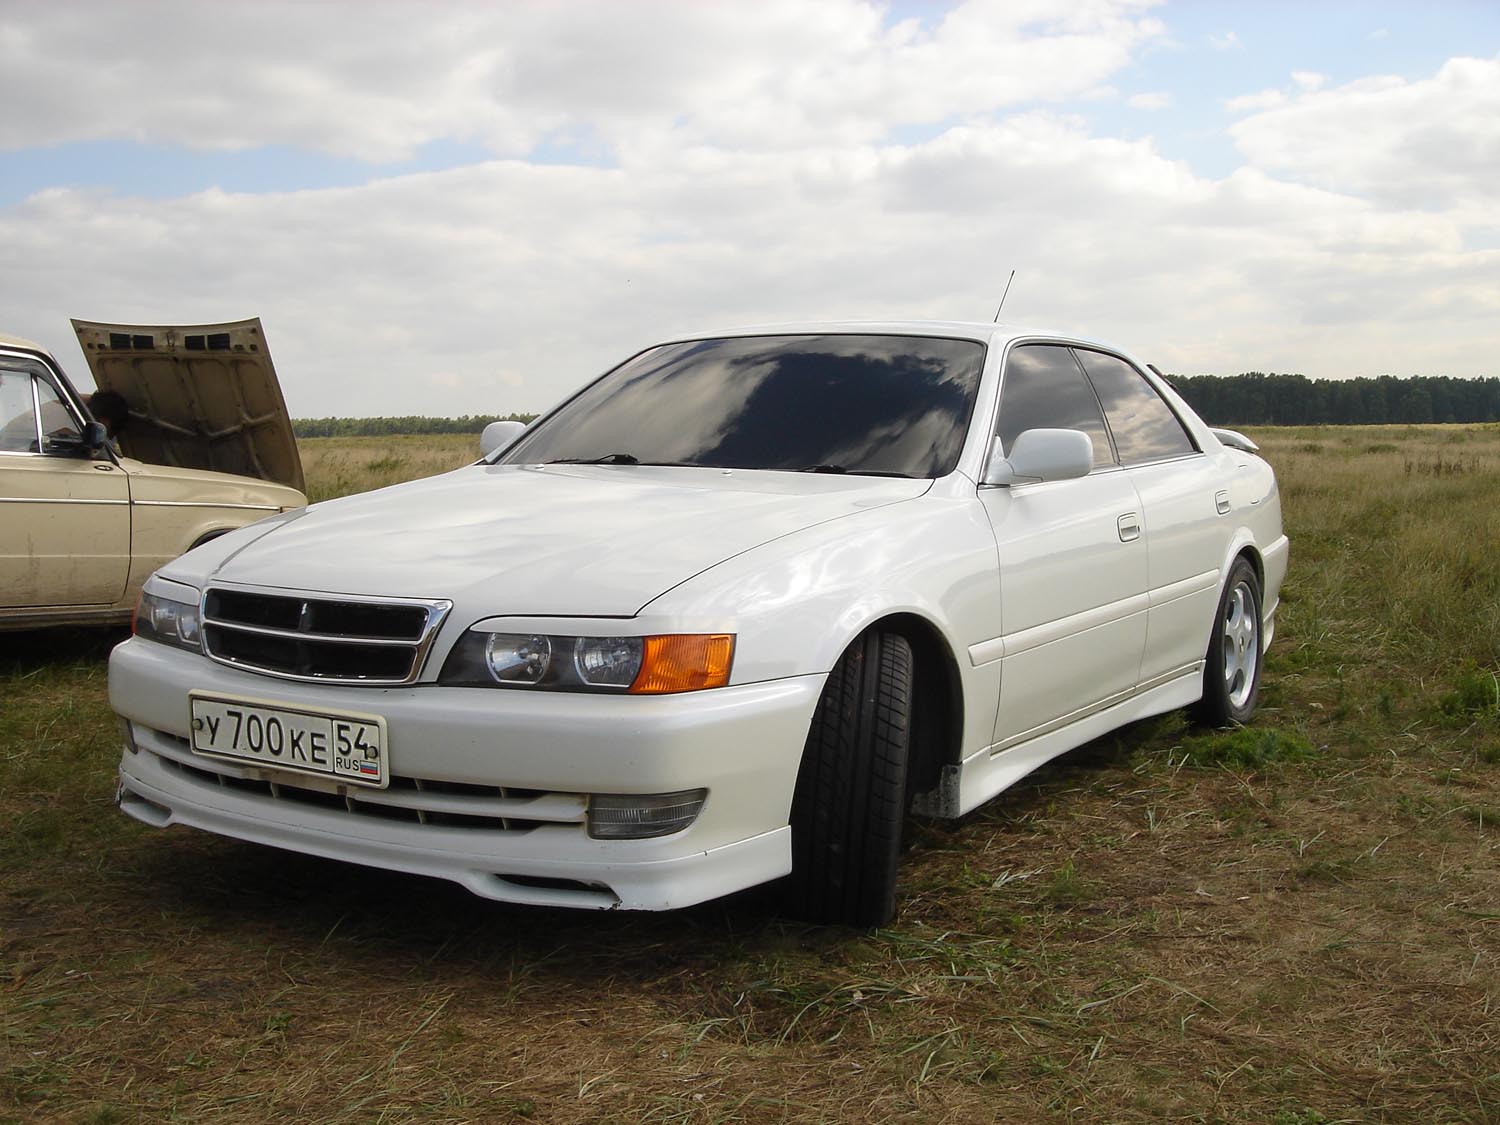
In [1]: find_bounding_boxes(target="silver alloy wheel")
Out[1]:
[1221,579,1260,710]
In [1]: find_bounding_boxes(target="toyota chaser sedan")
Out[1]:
[109,322,1287,926]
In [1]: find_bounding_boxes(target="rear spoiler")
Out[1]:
[1211,427,1259,454]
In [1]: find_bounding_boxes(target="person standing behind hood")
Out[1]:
[88,390,129,452]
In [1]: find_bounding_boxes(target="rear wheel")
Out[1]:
[1194,556,1263,727]
[783,630,912,927]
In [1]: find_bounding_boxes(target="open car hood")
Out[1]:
[71,317,304,492]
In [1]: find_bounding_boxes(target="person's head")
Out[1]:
[89,390,129,438]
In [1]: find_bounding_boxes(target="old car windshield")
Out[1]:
[502,334,986,478]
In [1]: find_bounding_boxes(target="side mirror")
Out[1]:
[83,421,110,453]
[43,422,110,458]
[480,419,525,457]
[983,428,1093,486]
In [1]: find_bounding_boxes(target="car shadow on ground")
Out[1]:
[120,832,809,977]
[0,625,129,673]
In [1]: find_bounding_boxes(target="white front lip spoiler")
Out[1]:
[117,744,792,910]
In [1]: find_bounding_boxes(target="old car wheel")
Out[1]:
[784,630,912,927]
[1195,557,1263,727]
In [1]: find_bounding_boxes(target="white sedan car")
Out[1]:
[109,322,1287,926]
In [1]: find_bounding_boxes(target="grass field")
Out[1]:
[3,427,1498,1123]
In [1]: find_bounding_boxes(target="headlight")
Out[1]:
[133,585,203,652]
[441,630,733,693]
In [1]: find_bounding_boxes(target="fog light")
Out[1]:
[587,789,707,839]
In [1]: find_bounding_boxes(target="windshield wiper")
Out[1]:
[798,464,914,478]
[547,453,639,465]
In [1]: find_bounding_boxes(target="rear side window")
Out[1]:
[995,344,1113,468]
[1074,350,1196,465]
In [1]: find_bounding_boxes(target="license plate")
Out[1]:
[189,694,389,789]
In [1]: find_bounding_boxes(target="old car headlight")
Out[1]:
[133,583,203,652]
[442,630,733,693]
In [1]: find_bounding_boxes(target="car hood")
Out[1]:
[203,463,931,616]
[71,317,304,492]
[119,457,307,509]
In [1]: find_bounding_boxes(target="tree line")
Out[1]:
[1168,373,1500,426]
[293,413,537,437]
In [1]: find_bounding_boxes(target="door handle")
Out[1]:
[1215,489,1231,515]
[1117,513,1141,542]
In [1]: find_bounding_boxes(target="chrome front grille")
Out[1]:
[201,585,451,684]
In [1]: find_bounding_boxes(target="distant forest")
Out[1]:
[1168,373,1500,426]
[292,374,1500,436]
[293,413,536,437]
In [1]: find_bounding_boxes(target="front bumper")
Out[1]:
[110,637,823,910]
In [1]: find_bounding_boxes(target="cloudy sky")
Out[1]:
[2,0,1497,417]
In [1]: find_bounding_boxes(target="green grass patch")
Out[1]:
[1173,727,1317,770]
[1437,665,1500,726]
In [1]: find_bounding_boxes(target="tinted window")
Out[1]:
[995,345,1113,468]
[1074,350,1196,465]
[503,335,986,478]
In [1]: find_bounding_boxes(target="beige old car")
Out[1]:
[1,318,307,630]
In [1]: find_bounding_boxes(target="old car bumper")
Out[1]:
[109,637,822,910]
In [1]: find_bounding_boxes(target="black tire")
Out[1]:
[1193,556,1263,727]
[783,630,913,927]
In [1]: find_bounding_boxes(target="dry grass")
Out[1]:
[3,425,1498,1123]
[298,434,479,503]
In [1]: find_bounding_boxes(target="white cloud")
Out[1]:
[1208,30,1240,50]
[0,0,1166,159]
[1229,57,1500,214]
[1291,71,1326,91]
[7,104,1492,416]
[1127,91,1172,110]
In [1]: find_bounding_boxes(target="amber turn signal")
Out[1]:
[630,634,735,694]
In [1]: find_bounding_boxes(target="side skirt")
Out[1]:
[911,665,1202,819]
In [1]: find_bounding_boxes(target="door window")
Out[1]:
[1074,350,1196,465]
[995,344,1114,468]
[34,378,82,449]
[0,370,38,452]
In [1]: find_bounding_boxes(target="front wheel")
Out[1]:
[783,630,913,927]
[1194,557,1263,727]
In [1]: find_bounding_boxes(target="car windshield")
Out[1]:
[501,334,987,479]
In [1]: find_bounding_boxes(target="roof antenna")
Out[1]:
[992,270,1016,323]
